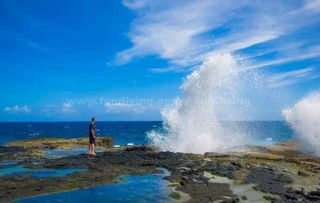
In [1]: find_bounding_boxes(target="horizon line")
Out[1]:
[0,120,286,123]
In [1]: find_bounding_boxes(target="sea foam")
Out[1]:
[283,91,320,156]
[148,53,254,154]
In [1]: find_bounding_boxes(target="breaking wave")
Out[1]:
[147,53,257,154]
[283,91,320,156]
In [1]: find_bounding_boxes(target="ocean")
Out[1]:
[0,121,294,146]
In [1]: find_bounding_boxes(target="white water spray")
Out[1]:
[148,53,254,154]
[283,91,320,156]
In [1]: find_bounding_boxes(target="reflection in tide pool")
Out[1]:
[16,173,174,203]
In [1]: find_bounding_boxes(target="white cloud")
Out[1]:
[149,32,282,73]
[61,102,75,112]
[253,44,320,70]
[249,51,320,71]
[114,0,320,73]
[304,0,320,12]
[268,66,320,87]
[215,32,281,54]
[115,0,220,65]
[150,66,193,73]
[104,102,147,114]
[122,0,150,9]
[291,0,320,14]
[3,105,31,113]
[116,0,279,66]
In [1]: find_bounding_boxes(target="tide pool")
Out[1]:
[16,172,174,203]
[43,146,105,158]
[0,162,86,178]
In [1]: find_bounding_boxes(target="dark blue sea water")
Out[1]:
[0,121,294,146]
[0,121,162,145]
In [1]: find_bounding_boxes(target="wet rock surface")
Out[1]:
[0,139,320,202]
[6,137,114,150]
[244,167,294,195]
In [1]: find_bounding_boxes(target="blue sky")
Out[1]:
[1,0,320,121]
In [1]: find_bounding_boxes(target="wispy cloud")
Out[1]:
[114,0,320,73]
[268,66,320,88]
[249,46,320,70]
[61,102,75,112]
[3,105,31,113]
[122,0,150,9]
[104,102,149,114]
[291,0,320,14]
[16,38,47,52]
[116,0,221,65]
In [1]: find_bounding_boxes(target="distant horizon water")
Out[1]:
[0,120,286,123]
[0,121,294,148]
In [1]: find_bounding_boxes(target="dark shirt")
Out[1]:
[89,122,96,138]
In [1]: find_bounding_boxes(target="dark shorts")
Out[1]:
[89,136,95,144]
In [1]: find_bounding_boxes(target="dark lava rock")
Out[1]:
[243,167,320,203]
[286,188,320,202]
[240,195,247,200]
[306,190,320,201]
[298,170,310,177]
[169,192,181,200]
[0,146,25,154]
[0,147,214,202]
[125,146,154,152]
[178,180,237,202]
[309,190,320,196]
[1,143,319,203]
[263,196,282,202]
[204,152,231,158]
[244,167,293,196]
[219,197,240,203]
[203,161,240,179]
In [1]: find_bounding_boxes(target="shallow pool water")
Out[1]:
[0,161,17,166]
[0,164,86,178]
[43,146,105,158]
[16,171,174,203]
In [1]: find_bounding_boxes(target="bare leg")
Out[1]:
[89,144,93,155]
[92,144,96,155]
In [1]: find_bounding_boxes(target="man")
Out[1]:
[88,117,97,155]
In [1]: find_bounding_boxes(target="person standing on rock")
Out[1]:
[88,117,97,155]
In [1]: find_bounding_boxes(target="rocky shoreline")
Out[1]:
[1,138,320,202]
